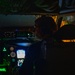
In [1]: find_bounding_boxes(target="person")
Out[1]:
[19,15,57,75]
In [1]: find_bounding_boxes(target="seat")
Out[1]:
[45,24,75,75]
[45,42,75,75]
[54,24,75,41]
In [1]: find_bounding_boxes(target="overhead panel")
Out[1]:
[0,0,59,14]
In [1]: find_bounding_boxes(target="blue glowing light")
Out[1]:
[17,43,31,46]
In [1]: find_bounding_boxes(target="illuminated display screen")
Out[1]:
[0,68,6,72]
[16,50,25,59]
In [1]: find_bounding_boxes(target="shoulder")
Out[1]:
[29,41,42,49]
[28,41,43,54]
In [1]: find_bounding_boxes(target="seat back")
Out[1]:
[54,24,75,41]
[46,42,75,75]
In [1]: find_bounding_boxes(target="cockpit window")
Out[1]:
[61,15,75,27]
[0,15,36,27]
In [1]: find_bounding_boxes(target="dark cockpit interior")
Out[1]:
[0,15,36,75]
[0,0,75,75]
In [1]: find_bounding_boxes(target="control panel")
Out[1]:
[0,26,35,75]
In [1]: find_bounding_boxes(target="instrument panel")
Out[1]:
[3,31,16,38]
[0,26,35,75]
[0,26,34,38]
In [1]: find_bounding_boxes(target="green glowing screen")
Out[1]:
[0,68,6,72]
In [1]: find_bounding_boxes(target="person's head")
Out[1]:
[34,15,57,39]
